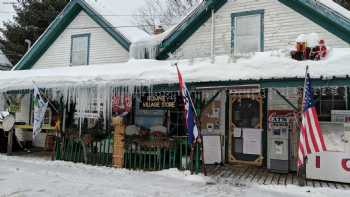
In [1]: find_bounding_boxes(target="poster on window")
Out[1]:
[112,96,132,115]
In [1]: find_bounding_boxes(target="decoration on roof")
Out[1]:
[291,33,328,61]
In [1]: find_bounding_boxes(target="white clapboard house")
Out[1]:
[13,0,149,70]
[155,0,349,60]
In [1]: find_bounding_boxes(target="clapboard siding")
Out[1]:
[174,0,349,59]
[33,11,129,69]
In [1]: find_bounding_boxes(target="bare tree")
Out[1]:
[133,0,202,34]
[334,0,350,10]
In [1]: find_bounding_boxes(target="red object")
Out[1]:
[124,96,132,112]
[315,39,328,60]
[342,159,350,172]
[316,156,321,168]
[112,96,121,113]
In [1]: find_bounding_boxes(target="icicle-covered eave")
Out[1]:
[129,39,161,60]
[1,47,350,92]
[0,78,177,93]
[0,59,179,93]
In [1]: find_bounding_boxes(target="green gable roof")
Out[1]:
[14,0,131,70]
[157,0,227,60]
[278,0,350,44]
[157,0,350,60]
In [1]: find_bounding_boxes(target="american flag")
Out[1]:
[297,72,327,169]
[176,65,199,144]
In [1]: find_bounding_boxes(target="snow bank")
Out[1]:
[151,168,210,183]
[1,155,350,197]
[244,184,350,197]
[1,48,350,91]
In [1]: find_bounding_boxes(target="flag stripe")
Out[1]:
[305,109,320,152]
[311,107,327,151]
[304,118,315,153]
[301,118,311,154]
[308,108,323,151]
[298,142,306,161]
[299,132,306,157]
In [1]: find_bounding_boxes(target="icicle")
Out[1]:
[129,40,160,59]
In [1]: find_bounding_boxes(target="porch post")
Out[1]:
[7,128,14,156]
[112,116,125,168]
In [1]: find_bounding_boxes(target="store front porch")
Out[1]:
[206,164,350,189]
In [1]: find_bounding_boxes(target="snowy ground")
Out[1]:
[0,155,349,197]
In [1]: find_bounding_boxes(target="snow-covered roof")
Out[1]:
[85,0,150,42]
[1,48,349,92]
[318,0,350,20]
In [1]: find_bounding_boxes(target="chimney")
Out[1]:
[153,25,164,35]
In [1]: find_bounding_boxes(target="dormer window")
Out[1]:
[71,34,90,66]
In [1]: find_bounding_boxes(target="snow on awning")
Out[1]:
[0,48,349,92]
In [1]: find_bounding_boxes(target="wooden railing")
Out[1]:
[54,135,202,173]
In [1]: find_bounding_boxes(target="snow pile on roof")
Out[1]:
[318,0,350,20]
[129,0,204,59]
[0,48,349,91]
[84,0,150,42]
[295,33,321,47]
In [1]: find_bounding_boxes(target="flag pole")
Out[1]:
[297,65,309,185]
[175,64,206,175]
[301,66,309,110]
[32,81,59,113]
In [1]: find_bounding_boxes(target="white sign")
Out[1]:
[306,151,350,183]
[74,112,99,119]
[234,128,242,138]
[203,135,222,164]
[242,128,262,155]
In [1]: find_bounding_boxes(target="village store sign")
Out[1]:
[140,93,178,109]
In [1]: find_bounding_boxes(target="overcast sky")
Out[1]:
[0,0,147,37]
[0,0,16,28]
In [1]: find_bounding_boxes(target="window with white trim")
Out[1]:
[71,34,90,66]
[232,11,263,55]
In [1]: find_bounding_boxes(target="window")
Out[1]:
[71,34,90,66]
[313,87,348,121]
[231,10,264,55]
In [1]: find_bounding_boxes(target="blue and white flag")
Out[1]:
[33,84,48,139]
[176,65,199,144]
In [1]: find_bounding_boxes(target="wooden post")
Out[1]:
[112,116,125,168]
[7,129,14,156]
